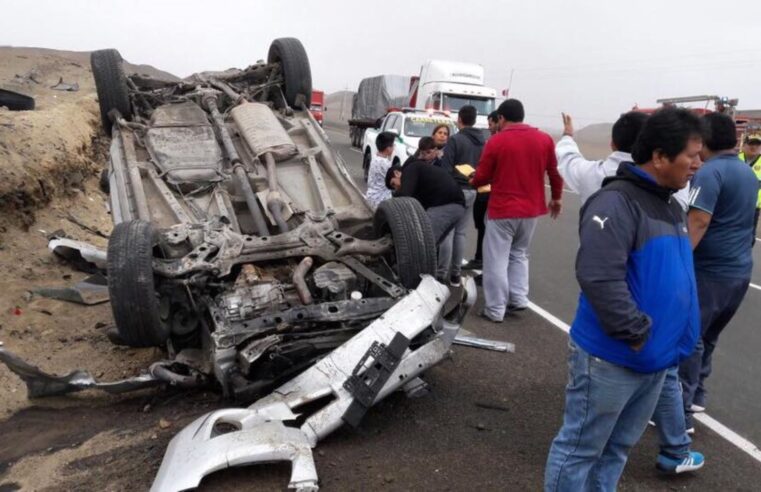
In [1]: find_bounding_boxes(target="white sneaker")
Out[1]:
[686,427,695,435]
[690,404,706,413]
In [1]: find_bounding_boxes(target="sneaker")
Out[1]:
[690,403,706,413]
[478,311,502,323]
[508,304,528,312]
[686,427,695,435]
[464,259,483,270]
[450,274,462,287]
[648,420,656,427]
[656,451,704,474]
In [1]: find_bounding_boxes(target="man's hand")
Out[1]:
[390,170,402,190]
[629,340,646,352]
[549,199,562,219]
[562,113,574,137]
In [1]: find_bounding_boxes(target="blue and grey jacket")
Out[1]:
[570,163,700,373]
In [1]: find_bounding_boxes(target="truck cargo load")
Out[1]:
[348,75,412,147]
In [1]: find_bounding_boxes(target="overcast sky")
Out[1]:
[3,0,760,129]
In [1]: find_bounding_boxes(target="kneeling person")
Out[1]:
[386,137,466,248]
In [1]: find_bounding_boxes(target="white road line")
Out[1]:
[526,300,761,464]
[750,283,761,291]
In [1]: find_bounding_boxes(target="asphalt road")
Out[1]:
[2,124,758,491]
[320,121,761,488]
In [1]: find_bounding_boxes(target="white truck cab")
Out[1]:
[361,110,454,181]
[410,60,497,131]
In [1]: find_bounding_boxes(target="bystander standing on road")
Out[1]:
[432,123,450,161]
[466,110,499,273]
[386,137,465,247]
[470,99,562,322]
[556,110,703,475]
[436,105,485,286]
[364,131,397,210]
[679,113,757,430]
[544,108,704,490]
[738,132,761,242]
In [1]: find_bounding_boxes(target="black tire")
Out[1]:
[0,89,35,111]
[91,49,132,133]
[363,150,371,183]
[99,168,110,194]
[107,220,169,347]
[268,38,312,109]
[374,198,437,289]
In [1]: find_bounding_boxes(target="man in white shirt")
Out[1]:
[557,112,690,209]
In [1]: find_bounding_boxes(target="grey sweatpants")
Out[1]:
[437,189,477,279]
[426,203,466,247]
[482,217,538,320]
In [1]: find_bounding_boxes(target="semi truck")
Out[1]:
[348,75,412,147]
[408,60,497,131]
[309,89,325,126]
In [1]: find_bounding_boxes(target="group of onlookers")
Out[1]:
[364,98,760,490]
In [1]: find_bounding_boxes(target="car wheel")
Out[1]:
[374,197,437,289]
[90,49,132,134]
[363,150,371,183]
[268,38,312,109]
[99,168,110,194]
[107,220,169,347]
[0,89,35,111]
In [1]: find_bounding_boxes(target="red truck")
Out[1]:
[310,89,324,126]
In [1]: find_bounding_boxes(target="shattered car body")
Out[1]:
[92,37,456,399]
[0,37,478,489]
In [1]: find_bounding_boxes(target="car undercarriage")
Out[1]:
[0,37,479,490]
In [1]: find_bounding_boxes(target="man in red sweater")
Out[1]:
[471,99,563,322]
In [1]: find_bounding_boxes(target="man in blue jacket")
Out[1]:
[545,108,703,491]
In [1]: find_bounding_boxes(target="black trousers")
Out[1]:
[473,192,489,261]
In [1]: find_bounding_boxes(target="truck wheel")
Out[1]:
[91,49,132,134]
[268,38,312,109]
[374,198,436,289]
[107,220,169,347]
[363,150,371,183]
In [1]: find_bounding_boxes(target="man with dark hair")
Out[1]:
[386,137,466,246]
[436,104,486,285]
[467,111,500,271]
[557,111,691,209]
[738,132,761,242]
[471,99,562,321]
[487,110,500,136]
[679,112,757,430]
[365,131,397,210]
[545,108,703,490]
[557,110,701,474]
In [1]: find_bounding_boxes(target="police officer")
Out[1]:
[739,132,761,243]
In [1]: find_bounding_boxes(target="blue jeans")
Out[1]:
[651,367,691,458]
[545,342,667,492]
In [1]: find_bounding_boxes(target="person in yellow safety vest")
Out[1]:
[739,132,761,245]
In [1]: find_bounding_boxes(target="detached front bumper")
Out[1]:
[151,275,476,492]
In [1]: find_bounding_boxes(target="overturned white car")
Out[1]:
[0,38,477,490]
